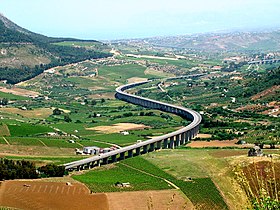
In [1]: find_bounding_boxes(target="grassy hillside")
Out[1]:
[143,30,280,52]
[0,14,112,84]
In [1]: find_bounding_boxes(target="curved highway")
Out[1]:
[64,80,202,170]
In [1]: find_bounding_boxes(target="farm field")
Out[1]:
[187,139,255,148]
[73,156,228,209]
[0,87,39,98]
[0,180,109,210]
[106,189,193,210]
[73,163,173,192]
[1,155,86,166]
[0,180,192,210]
[0,107,52,119]
[144,149,280,210]
[0,145,76,156]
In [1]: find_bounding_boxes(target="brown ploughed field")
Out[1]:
[0,180,191,210]
[187,139,254,148]
[0,180,108,210]
[106,189,193,210]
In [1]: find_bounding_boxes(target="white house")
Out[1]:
[120,131,129,135]
[83,146,100,155]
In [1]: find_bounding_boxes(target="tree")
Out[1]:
[0,159,38,180]
[64,114,72,122]
[91,100,97,106]
[53,108,62,115]
[101,98,105,103]
[0,98,8,105]
[38,164,67,177]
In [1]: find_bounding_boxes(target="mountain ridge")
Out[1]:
[0,14,111,84]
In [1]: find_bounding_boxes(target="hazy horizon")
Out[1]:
[1,0,280,40]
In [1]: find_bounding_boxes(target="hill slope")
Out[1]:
[142,30,280,52]
[0,14,111,84]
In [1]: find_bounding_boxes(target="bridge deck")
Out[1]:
[64,80,202,170]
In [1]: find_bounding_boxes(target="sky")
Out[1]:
[1,0,280,40]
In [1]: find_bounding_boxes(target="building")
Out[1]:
[83,146,100,155]
[120,131,129,135]
[248,146,263,157]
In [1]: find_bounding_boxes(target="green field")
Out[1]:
[74,156,228,209]
[3,156,86,165]
[98,64,150,83]
[73,162,172,192]
[8,123,53,136]
[0,92,29,100]
[144,149,255,209]
[4,137,81,148]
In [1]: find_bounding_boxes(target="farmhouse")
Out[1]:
[248,145,263,157]
[120,131,129,135]
[47,132,58,136]
[83,146,100,155]
[115,182,131,187]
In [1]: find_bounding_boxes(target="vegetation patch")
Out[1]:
[8,123,53,136]
[235,160,280,209]
[123,157,228,210]
[0,124,10,136]
[1,108,53,119]
[72,163,172,192]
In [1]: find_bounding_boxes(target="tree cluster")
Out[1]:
[0,159,38,180]
[38,164,67,178]
[0,98,8,105]
[0,159,67,181]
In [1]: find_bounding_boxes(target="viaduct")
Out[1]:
[248,59,280,65]
[64,80,202,171]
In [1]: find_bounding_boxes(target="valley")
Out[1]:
[0,13,279,210]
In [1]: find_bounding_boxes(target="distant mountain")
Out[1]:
[142,30,280,52]
[0,14,111,84]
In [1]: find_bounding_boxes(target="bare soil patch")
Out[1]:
[0,87,39,98]
[236,104,266,112]
[127,77,148,83]
[1,108,53,118]
[106,189,193,210]
[0,180,109,210]
[195,133,212,139]
[86,123,151,133]
[0,145,75,156]
[187,139,254,148]
[251,85,280,100]
[88,86,106,91]
[89,92,116,99]
[144,68,175,77]
[126,54,178,61]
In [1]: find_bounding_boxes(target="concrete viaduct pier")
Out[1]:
[64,80,202,171]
